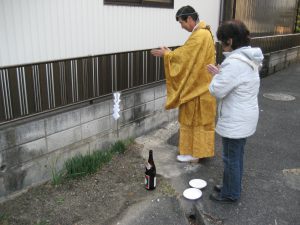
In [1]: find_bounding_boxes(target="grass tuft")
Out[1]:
[64,139,132,179]
[111,140,126,154]
[0,213,9,225]
[51,169,64,186]
[35,220,50,225]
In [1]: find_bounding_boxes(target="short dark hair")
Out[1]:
[176,5,198,22]
[217,20,250,50]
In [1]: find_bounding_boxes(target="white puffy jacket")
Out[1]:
[209,46,264,138]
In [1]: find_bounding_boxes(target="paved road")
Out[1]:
[116,63,300,225]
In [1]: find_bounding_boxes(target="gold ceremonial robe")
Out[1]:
[163,21,216,158]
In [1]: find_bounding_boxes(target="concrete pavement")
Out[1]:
[116,63,300,225]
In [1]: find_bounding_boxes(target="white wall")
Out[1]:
[0,0,221,67]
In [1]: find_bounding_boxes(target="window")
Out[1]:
[104,0,174,8]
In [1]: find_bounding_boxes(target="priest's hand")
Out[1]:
[207,64,220,75]
[151,46,171,57]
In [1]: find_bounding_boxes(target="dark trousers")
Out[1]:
[220,137,247,200]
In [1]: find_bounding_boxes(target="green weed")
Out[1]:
[35,220,50,225]
[55,197,65,205]
[0,213,9,225]
[50,157,64,186]
[64,139,132,179]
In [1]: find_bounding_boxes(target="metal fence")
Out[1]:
[0,50,164,125]
[251,33,300,53]
[216,33,300,64]
[1,33,300,125]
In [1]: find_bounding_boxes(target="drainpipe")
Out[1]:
[220,0,236,22]
[232,0,236,19]
[295,0,300,33]
[219,0,224,24]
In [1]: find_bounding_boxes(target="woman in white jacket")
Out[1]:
[207,20,264,203]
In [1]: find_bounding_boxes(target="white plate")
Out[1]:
[189,179,207,189]
[183,188,202,200]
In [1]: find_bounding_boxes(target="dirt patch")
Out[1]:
[0,143,176,225]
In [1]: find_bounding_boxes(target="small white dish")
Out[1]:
[183,188,202,200]
[189,179,207,189]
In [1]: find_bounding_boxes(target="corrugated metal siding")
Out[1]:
[0,0,221,67]
[235,0,298,36]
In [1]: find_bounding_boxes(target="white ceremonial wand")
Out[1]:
[112,92,121,137]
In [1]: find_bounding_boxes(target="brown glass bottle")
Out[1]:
[145,150,156,190]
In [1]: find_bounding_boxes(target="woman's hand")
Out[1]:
[151,46,171,57]
[207,64,220,75]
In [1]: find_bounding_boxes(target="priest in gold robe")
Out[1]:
[151,5,216,162]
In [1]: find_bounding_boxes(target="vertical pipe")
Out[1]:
[50,63,55,107]
[22,67,28,114]
[127,53,130,88]
[295,0,300,32]
[219,0,224,24]
[232,0,237,19]
[114,55,117,91]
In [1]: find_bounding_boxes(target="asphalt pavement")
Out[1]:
[116,63,300,225]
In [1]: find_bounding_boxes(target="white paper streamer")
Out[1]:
[112,92,121,120]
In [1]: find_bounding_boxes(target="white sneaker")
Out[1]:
[176,155,199,163]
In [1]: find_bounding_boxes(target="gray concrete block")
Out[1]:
[0,141,88,199]
[269,52,286,67]
[0,128,16,152]
[0,177,5,197]
[118,124,136,140]
[0,164,28,198]
[145,111,169,131]
[46,110,81,135]
[123,94,135,109]
[134,104,146,120]
[134,102,155,120]
[134,88,155,105]
[18,138,47,162]
[48,143,90,171]
[0,138,47,169]
[81,104,96,123]
[120,108,134,126]
[81,101,110,123]
[81,116,111,139]
[132,119,146,138]
[154,97,166,111]
[145,101,155,115]
[47,126,82,152]
[20,157,49,188]
[89,133,115,152]
[95,100,111,118]
[15,120,45,146]
[286,50,298,61]
[268,66,275,75]
[275,62,286,72]
[154,84,166,99]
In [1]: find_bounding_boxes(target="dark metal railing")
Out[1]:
[0,50,164,125]
[1,33,300,125]
[251,33,300,53]
[216,33,300,64]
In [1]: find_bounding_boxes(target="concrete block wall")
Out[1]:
[261,46,300,77]
[0,82,177,201]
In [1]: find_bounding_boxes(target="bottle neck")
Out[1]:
[148,151,154,165]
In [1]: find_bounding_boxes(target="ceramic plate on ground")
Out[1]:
[183,188,202,200]
[189,179,207,189]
